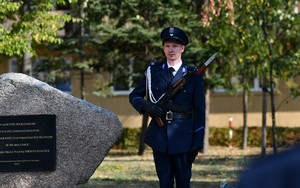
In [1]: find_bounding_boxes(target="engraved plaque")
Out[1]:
[0,115,56,172]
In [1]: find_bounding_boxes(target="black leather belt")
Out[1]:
[166,111,193,120]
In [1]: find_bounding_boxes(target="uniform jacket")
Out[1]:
[129,60,206,154]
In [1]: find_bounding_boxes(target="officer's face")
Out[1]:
[163,42,185,62]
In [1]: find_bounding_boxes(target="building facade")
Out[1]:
[71,72,300,128]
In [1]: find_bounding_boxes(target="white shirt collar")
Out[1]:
[167,60,182,74]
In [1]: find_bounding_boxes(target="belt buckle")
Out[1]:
[166,111,173,121]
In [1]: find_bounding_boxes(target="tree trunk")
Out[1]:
[79,1,87,100]
[203,71,210,154]
[242,89,248,150]
[22,50,32,76]
[261,74,268,157]
[21,0,32,75]
[80,69,85,100]
[138,114,149,155]
[270,63,277,154]
[260,5,277,154]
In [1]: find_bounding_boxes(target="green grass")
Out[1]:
[78,148,258,188]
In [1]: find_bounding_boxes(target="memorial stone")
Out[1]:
[0,73,123,188]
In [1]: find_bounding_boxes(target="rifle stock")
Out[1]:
[195,65,206,75]
[156,117,164,127]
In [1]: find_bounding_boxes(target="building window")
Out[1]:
[33,57,72,94]
[8,57,71,93]
[214,76,262,93]
[111,61,134,95]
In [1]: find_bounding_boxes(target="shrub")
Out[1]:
[113,127,300,150]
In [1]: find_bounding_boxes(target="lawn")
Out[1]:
[78,147,265,188]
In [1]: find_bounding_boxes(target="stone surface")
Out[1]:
[0,73,123,188]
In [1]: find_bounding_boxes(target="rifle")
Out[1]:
[155,52,218,127]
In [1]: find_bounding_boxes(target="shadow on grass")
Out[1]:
[78,178,236,188]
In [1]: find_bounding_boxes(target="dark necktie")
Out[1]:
[169,67,175,79]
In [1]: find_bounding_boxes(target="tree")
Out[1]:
[198,0,238,153]
[0,0,78,70]
[252,0,300,154]
[200,0,300,154]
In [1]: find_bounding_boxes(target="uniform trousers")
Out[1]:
[153,149,192,188]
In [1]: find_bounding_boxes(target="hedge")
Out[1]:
[113,127,300,150]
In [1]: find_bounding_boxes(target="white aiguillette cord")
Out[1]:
[146,66,165,104]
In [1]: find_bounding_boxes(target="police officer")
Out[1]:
[129,26,206,188]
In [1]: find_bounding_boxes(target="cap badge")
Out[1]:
[169,27,175,33]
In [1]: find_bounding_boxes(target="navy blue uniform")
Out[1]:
[129,60,206,187]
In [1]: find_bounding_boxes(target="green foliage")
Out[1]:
[0,0,78,57]
[114,127,300,150]
[45,0,299,97]
[209,127,300,147]
[51,0,209,95]
[203,0,300,95]
[0,1,22,20]
[83,0,205,81]
[2,0,298,96]
[114,128,141,150]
